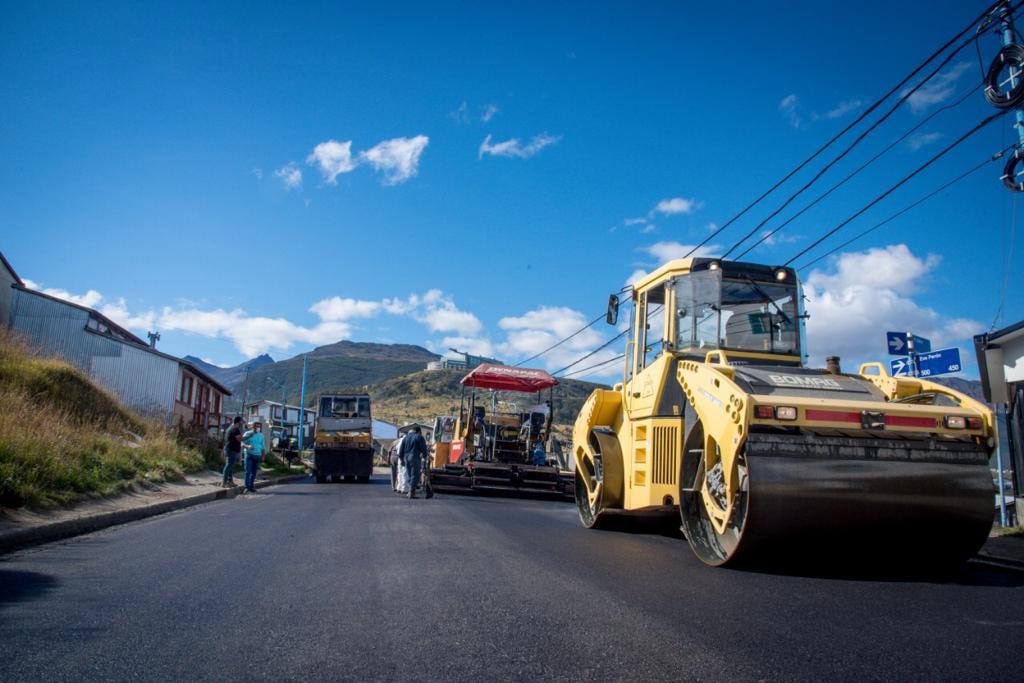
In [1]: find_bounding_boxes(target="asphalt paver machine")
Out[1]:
[429,364,574,499]
[572,257,997,567]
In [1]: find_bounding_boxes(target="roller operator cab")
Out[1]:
[313,393,374,483]
[572,257,996,568]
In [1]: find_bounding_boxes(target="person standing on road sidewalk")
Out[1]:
[222,416,244,487]
[400,425,429,499]
[241,421,266,494]
[390,431,407,493]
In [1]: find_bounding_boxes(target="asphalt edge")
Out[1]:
[0,472,309,556]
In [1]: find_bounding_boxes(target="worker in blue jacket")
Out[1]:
[241,422,266,494]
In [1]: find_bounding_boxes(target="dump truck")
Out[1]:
[572,257,996,567]
[430,364,574,498]
[313,393,373,483]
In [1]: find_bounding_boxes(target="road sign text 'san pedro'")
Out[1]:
[572,257,996,568]
[313,394,373,483]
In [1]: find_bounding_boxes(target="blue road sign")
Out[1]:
[886,331,931,355]
[889,357,911,376]
[889,347,961,378]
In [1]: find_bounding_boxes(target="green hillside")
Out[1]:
[225,340,439,409]
[368,368,605,432]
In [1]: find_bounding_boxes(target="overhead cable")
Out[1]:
[514,313,605,367]
[682,0,1007,260]
[561,352,622,378]
[784,110,1010,266]
[553,329,629,376]
[795,146,1011,271]
[734,83,982,260]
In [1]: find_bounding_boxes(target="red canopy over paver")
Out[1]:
[460,364,559,392]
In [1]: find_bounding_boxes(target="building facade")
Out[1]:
[244,400,316,440]
[6,283,230,429]
[426,350,503,371]
[975,320,1024,524]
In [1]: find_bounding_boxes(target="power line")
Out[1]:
[784,109,1010,266]
[735,83,982,260]
[683,0,1007,260]
[561,352,622,378]
[553,329,629,376]
[722,36,984,259]
[795,147,1010,271]
[514,313,604,367]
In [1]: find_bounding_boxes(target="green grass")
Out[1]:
[0,331,205,509]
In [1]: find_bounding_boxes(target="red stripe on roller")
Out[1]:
[885,415,937,428]
[805,409,861,423]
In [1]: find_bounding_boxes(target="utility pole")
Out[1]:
[906,331,919,378]
[298,354,309,452]
[996,405,1009,527]
[982,2,1024,189]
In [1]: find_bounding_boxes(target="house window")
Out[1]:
[214,393,221,415]
[272,405,283,419]
[180,375,193,404]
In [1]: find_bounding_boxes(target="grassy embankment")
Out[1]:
[0,331,205,509]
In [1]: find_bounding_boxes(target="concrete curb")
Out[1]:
[975,551,1024,569]
[0,472,310,556]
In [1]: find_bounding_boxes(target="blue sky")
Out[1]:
[2,1,1020,379]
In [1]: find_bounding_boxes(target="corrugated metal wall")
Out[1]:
[9,290,178,421]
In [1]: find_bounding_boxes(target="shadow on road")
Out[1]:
[0,570,58,606]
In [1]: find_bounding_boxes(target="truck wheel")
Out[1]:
[315,473,326,484]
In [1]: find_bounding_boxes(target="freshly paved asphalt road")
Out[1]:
[2,472,1023,681]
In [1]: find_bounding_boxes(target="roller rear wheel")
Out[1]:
[574,470,607,528]
[679,422,749,566]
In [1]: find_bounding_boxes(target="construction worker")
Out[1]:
[400,425,429,499]
[390,431,407,493]
[241,421,265,494]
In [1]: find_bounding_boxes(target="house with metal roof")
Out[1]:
[1,252,231,428]
[975,319,1024,524]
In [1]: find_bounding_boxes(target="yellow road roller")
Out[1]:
[572,257,996,567]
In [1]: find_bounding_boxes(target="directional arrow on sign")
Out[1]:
[886,332,906,355]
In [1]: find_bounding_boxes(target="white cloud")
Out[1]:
[623,217,647,226]
[626,269,648,286]
[481,104,499,122]
[779,94,801,129]
[419,301,483,335]
[441,336,495,358]
[641,224,656,234]
[654,197,700,215]
[308,297,382,321]
[823,98,863,119]
[901,62,971,113]
[23,279,104,308]
[907,131,943,151]
[306,140,358,184]
[803,244,981,370]
[451,101,470,124]
[359,135,429,185]
[478,133,560,159]
[498,305,610,374]
[251,168,263,180]
[644,241,719,263]
[274,162,302,191]
[159,307,353,358]
[99,298,157,331]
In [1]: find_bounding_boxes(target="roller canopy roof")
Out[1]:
[460,364,559,392]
